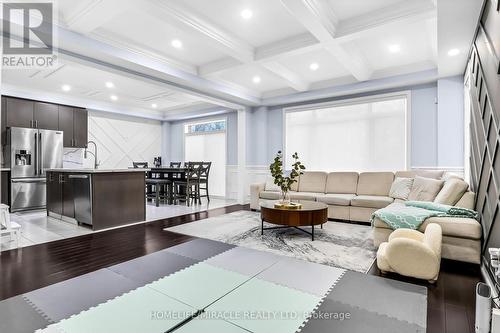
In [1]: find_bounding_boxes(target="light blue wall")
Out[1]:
[162,111,238,165]
[437,75,464,167]
[162,77,464,169]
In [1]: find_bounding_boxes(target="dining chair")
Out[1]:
[172,162,202,206]
[198,162,212,202]
[133,162,170,207]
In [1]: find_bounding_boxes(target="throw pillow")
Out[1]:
[264,176,281,192]
[408,176,445,201]
[389,177,414,200]
[434,178,469,205]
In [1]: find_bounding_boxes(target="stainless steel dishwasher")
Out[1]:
[69,174,92,226]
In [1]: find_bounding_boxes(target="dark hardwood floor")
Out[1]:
[0,204,482,333]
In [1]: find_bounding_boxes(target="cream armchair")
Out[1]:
[377,223,442,283]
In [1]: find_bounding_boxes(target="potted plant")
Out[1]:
[269,151,305,206]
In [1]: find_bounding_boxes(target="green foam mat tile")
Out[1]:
[42,286,194,333]
[174,317,251,333]
[207,278,321,333]
[149,262,250,309]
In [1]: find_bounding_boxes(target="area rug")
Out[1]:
[165,210,376,273]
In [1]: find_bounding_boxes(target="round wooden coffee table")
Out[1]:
[260,200,328,241]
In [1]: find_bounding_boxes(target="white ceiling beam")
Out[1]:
[145,0,254,63]
[64,0,135,33]
[261,61,310,91]
[280,0,372,81]
[199,33,320,76]
[334,0,436,42]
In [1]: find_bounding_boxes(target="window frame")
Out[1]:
[283,91,412,171]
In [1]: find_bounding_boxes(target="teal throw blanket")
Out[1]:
[371,201,479,230]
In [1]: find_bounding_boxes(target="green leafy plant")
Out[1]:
[269,151,305,201]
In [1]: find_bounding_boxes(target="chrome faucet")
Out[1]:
[84,141,100,169]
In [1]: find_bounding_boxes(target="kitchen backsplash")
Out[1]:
[63,148,84,168]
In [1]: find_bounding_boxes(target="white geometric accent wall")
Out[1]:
[82,111,161,169]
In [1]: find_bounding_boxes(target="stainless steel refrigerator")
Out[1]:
[6,127,63,212]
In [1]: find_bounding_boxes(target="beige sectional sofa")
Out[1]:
[250,170,481,264]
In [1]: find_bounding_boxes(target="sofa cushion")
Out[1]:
[259,191,281,200]
[289,192,323,201]
[351,195,394,209]
[264,176,281,192]
[408,176,444,201]
[455,191,475,210]
[389,177,414,200]
[297,171,328,193]
[395,170,444,180]
[317,193,355,206]
[356,172,394,196]
[434,178,469,205]
[325,172,358,194]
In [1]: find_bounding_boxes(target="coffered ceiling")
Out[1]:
[1,0,483,120]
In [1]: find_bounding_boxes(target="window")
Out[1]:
[285,94,409,171]
[185,120,226,134]
[184,119,226,197]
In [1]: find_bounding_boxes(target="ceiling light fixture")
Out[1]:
[388,44,401,53]
[241,9,253,19]
[110,95,118,101]
[309,62,319,71]
[171,39,183,49]
[152,103,157,108]
[252,76,261,84]
[448,48,460,56]
[105,81,114,88]
[61,84,71,92]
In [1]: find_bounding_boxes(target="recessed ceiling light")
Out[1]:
[171,39,183,49]
[388,44,401,53]
[110,95,118,101]
[105,81,114,88]
[309,62,319,71]
[61,84,71,92]
[252,76,261,84]
[241,9,253,19]
[152,103,157,108]
[448,48,460,56]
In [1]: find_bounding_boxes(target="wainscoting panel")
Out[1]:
[467,0,500,288]
[83,112,161,169]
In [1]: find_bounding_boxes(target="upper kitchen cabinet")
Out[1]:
[5,97,34,129]
[34,102,59,130]
[73,108,88,148]
[58,106,88,148]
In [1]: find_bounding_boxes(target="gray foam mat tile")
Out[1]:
[107,249,198,285]
[298,298,425,333]
[204,246,282,276]
[165,238,235,261]
[326,271,427,328]
[0,295,51,333]
[23,268,142,322]
[256,257,346,297]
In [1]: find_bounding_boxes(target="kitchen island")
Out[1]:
[46,168,147,231]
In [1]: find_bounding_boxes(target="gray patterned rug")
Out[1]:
[165,211,376,273]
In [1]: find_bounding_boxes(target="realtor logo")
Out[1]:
[2,2,57,68]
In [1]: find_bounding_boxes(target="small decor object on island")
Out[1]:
[269,150,305,208]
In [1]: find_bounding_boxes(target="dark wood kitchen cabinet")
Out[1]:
[5,97,34,129]
[0,96,88,148]
[46,172,74,218]
[34,102,59,130]
[58,106,88,148]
